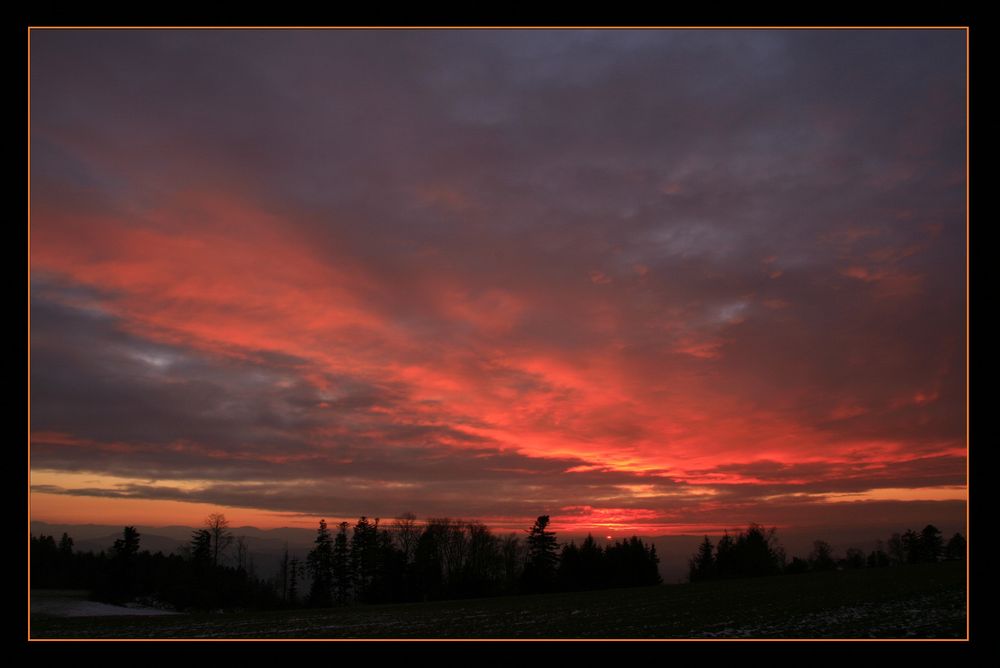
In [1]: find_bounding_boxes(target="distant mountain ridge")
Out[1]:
[31,521,318,545]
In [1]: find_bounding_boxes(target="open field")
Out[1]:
[30,562,966,639]
[30,590,179,618]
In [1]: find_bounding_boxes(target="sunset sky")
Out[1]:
[29,29,966,538]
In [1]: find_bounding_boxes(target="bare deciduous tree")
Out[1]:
[392,512,420,564]
[206,513,234,567]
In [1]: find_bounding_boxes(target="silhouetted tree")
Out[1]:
[785,556,809,574]
[306,519,334,607]
[351,516,380,602]
[333,521,351,604]
[887,532,906,565]
[714,532,736,578]
[809,540,836,571]
[689,535,715,582]
[392,512,420,564]
[523,515,559,592]
[415,520,446,600]
[440,519,468,591]
[605,536,661,587]
[500,533,524,592]
[106,526,142,602]
[58,532,74,556]
[867,541,890,568]
[557,541,582,591]
[464,521,502,597]
[375,525,406,603]
[920,525,944,563]
[844,547,866,569]
[578,534,604,590]
[902,529,922,564]
[190,529,212,565]
[732,524,783,577]
[647,543,663,584]
[112,526,141,558]
[206,513,233,568]
[30,534,59,588]
[945,532,966,561]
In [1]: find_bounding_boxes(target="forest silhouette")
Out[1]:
[30,513,963,613]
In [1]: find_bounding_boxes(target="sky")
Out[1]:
[29,29,966,541]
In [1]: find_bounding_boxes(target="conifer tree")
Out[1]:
[920,525,944,563]
[333,521,351,604]
[523,515,559,592]
[578,534,604,590]
[306,519,334,607]
[351,516,379,601]
[715,532,736,578]
[945,532,966,561]
[689,535,715,582]
[190,529,212,565]
[902,529,921,564]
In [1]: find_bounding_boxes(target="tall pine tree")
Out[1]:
[523,515,559,592]
[306,519,334,607]
[689,535,715,582]
[333,521,351,604]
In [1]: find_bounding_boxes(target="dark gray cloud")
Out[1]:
[30,29,966,530]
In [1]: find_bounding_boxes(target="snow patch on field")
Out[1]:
[32,593,178,618]
[691,590,965,638]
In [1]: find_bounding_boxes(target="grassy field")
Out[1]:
[30,562,966,639]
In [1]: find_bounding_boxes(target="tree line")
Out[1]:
[688,523,966,582]
[295,514,660,607]
[31,515,277,610]
[31,513,661,611]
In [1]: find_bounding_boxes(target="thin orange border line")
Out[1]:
[34,638,969,642]
[964,25,970,643]
[26,25,970,643]
[26,26,971,30]
[27,25,32,642]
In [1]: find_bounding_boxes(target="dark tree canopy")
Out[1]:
[523,515,559,592]
[844,548,866,570]
[920,525,944,563]
[809,540,836,572]
[190,529,212,565]
[689,535,715,582]
[689,525,785,581]
[333,521,351,604]
[945,532,966,561]
[351,516,380,602]
[714,532,736,578]
[306,519,334,608]
[32,511,962,615]
[112,526,141,559]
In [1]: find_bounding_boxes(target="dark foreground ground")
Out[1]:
[30,562,966,639]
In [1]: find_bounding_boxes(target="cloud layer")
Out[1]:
[30,29,966,533]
